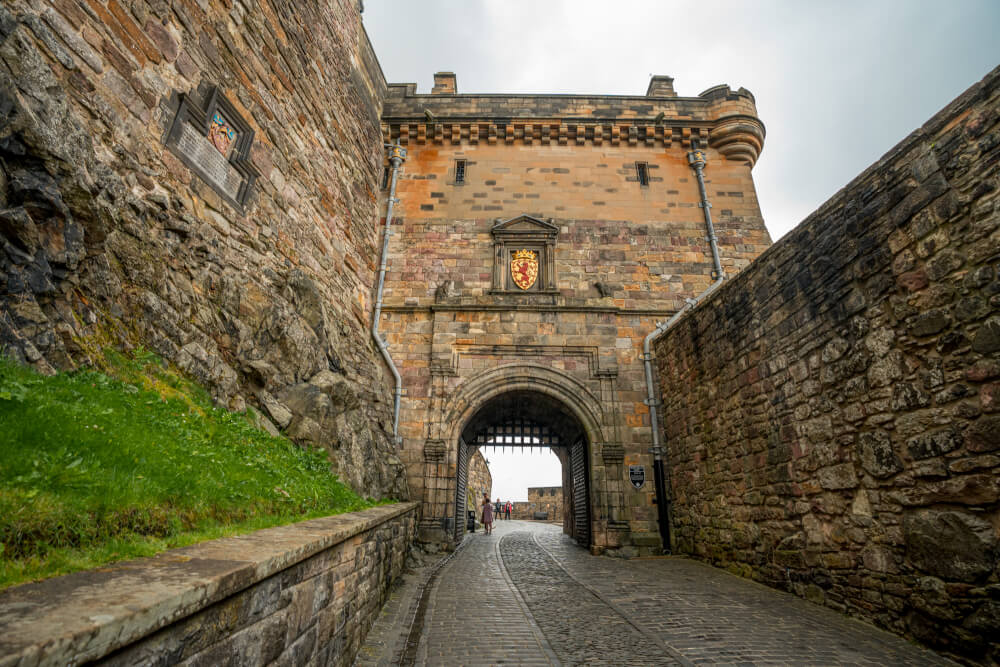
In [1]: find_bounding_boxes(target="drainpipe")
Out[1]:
[374,143,406,442]
[642,142,725,553]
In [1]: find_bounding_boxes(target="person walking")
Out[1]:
[481,493,494,535]
[495,498,503,520]
[505,500,512,521]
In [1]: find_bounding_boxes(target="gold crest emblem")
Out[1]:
[510,249,538,290]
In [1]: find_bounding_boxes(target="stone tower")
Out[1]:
[377,72,772,553]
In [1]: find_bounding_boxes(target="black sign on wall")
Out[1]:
[629,465,645,490]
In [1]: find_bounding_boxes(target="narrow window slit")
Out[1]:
[636,161,649,186]
[455,159,467,183]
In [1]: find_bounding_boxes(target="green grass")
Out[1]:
[0,350,378,590]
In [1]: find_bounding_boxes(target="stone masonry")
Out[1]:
[0,503,418,666]
[0,0,406,497]
[512,486,564,521]
[654,66,1000,664]
[465,448,491,524]
[379,72,772,553]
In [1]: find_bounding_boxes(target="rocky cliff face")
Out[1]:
[0,0,406,499]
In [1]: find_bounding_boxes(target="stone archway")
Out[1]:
[420,363,623,552]
[454,389,592,547]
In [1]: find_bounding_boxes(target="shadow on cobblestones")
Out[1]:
[358,522,952,666]
[500,531,682,666]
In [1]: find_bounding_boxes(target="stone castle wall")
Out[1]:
[654,66,1000,663]
[512,486,564,521]
[0,503,419,666]
[380,78,772,550]
[0,0,406,497]
[466,448,492,524]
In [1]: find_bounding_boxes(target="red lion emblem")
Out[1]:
[511,249,538,290]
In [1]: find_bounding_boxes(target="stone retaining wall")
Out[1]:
[0,503,418,667]
[654,66,999,663]
[0,0,406,498]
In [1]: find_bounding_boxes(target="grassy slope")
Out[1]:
[0,350,377,590]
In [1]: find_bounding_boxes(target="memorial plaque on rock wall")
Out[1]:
[164,86,259,211]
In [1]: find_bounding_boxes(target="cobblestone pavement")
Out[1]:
[499,530,681,666]
[357,521,951,666]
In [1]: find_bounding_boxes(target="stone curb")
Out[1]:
[0,502,419,667]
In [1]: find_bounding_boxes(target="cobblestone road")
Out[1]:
[357,521,950,666]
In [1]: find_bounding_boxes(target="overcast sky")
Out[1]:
[480,446,562,503]
[363,1,999,500]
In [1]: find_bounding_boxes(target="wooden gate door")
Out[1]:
[454,441,469,542]
[570,439,590,547]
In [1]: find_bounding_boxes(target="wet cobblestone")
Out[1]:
[500,531,680,666]
[357,521,952,666]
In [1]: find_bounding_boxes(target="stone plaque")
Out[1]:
[165,85,258,211]
[176,123,243,201]
[629,465,645,490]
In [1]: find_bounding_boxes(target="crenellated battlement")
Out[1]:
[381,73,765,165]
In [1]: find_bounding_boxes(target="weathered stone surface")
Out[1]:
[0,503,418,667]
[967,415,1000,452]
[857,431,903,478]
[655,65,1000,663]
[818,463,859,490]
[0,0,405,498]
[907,428,962,460]
[972,318,1000,353]
[904,510,996,583]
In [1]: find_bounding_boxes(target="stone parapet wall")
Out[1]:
[654,66,1000,663]
[512,486,564,520]
[0,503,418,667]
[0,0,405,497]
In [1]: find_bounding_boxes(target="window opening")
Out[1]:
[381,166,390,190]
[636,161,649,186]
[455,159,467,183]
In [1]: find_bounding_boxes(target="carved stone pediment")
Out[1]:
[490,215,558,293]
[491,215,559,239]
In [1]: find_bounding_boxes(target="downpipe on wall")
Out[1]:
[642,143,725,553]
[373,143,406,443]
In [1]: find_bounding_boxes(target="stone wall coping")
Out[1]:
[0,502,419,667]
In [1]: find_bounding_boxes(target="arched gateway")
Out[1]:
[455,389,591,545]
[417,364,627,552]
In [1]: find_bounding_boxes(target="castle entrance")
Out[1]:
[453,390,591,547]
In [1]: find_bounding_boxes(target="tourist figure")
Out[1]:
[495,498,503,520]
[505,500,512,520]
[481,493,494,535]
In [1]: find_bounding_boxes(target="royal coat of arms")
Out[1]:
[511,249,539,290]
[208,111,237,157]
